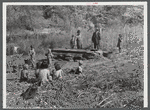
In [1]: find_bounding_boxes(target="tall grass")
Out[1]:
[7,24,143,57]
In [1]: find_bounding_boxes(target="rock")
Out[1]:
[82,53,95,59]
[103,51,113,58]
[73,54,83,61]
[64,56,73,61]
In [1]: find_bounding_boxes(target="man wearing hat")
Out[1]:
[29,45,36,68]
[92,28,101,50]
[76,30,83,49]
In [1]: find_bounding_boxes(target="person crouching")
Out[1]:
[75,60,83,75]
[51,62,63,80]
[20,64,29,82]
[36,62,52,87]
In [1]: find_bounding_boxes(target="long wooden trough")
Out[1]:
[51,48,113,59]
[51,48,96,54]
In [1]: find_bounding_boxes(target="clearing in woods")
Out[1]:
[6,50,144,108]
[5,4,144,109]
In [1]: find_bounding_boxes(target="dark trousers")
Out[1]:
[77,44,82,49]
[94,43,100,50]
[118,47,121,53]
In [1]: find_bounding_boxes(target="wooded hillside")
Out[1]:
[6,5,144,55]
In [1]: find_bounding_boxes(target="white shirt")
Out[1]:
[14,46,18,53]
[78,66,83,73]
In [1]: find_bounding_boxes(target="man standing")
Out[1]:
[46,46,54,67]
[70,35,76,49]
[117,34,123,53]
[29,45,36,68]
[92,28,101,50]
[76,30,82,49]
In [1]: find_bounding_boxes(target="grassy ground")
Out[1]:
[6,50,143,108]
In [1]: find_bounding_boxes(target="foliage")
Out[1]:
[6,57,143,108]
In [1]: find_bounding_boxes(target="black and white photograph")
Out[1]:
[3,2,147,109]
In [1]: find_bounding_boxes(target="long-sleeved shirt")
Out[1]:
[92,31,101,45]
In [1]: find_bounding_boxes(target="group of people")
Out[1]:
[20,27,123,89]
[70,28,101,50]
[20,56,64,88]
[70,30,83,49]
[20,44,84,88]
[70,28,123,53]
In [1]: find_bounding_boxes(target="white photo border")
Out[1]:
[3,2,148,108]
